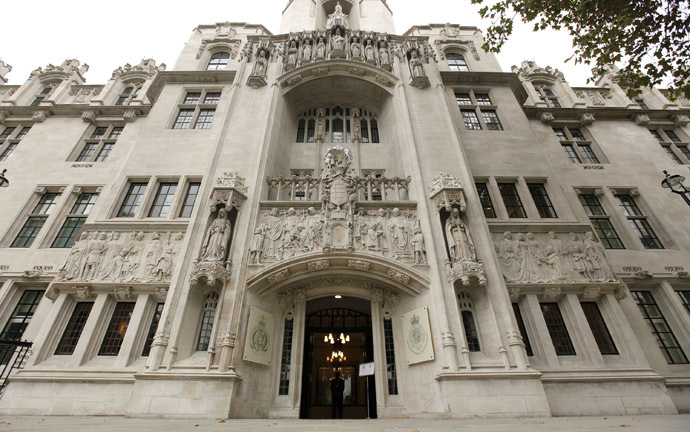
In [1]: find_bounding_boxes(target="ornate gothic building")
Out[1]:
[0,0,689,419]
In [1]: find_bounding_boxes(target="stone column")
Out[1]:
[73,293,111,366]
[524,294,560,368]
[564,293,605,367]
[370,294,388,411]
[28,292,72,366]
[289,292,306,408]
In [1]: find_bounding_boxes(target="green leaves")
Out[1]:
[474,0,690,99]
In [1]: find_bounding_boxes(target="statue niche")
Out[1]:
[192,206,236,286]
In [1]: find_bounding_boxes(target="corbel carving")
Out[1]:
[429,172,466,212]
[74,286,95,300]
[307,259,329,271]
[113,286,133,300]
[672,114,689,127]
[579,286,601,301]
[508,287,521,301]
[540,287,562,301]
[123,109,138,123]
[32,111,48,123]
[211,172,248,212]
[634,114,650,125]
[579,113,595,126]
[540,112,554,124]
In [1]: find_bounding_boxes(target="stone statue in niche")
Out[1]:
[409,50,425,77]
[365,41,376,63]
[412,222,427,264]
[316,37,327,59]
[199,208,232,263]
[327,1,349,29]
[302,40,312,62]
[253,49,268,77]
[379,41,390,67]
[445,208,476,262]
[261,207,286,260]
[351,108,361,143]
[287,41,298,66]
[249,228,263,264]
[350,37,361,58]
[495,231,616,283]
[315,107,325,143]
[332,28,345,52]
[388,208,410,257]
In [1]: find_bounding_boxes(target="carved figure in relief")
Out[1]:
[302,207,323,251]
[120,232,144,281]
[409,50,425,77]
[515,233,542,282]
[287,41,298,65]
[445,208,475,262]
[249,228,263,263]
[387,208,409,256]
[253,50,268,77]
[327,1,348,28]
[412,223,427,264]
[379,42,390,65]
[82,232,107,280]
[262,207,285,260]
[145,232,164,280]
[97,232,123,280]
[316,38,327,58]
[367,209,387,252]
[365,41,375,62]
[61,232,88,280]
[332,28,345,52]
[283,207,303,258]
[302,41,312,62]
[351,37,361,57]
[351,110,361,142]
[583,232,613,281]
[568,232,589,279]
[200,208,233,263]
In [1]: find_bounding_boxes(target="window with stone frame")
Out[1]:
[475,182,496,218]
[446,53,469,71]
[0,290,44,364]
[527,182,558,218]
[172,89,221,129]
[0,124,31,162]
[512,303,533,356]
[615,193,663,249]
[552,126,602,164]
[51,192,98,248]
[117,182,148,218]
[578,193,625,249]
[290,170,316,201]
[631,290,688,364]
[535,86,561,107]
[197,291,219,351]
[54,302,94,355]
[141,303,164,357]
[114,84,142,106]
[278,318,294,395]
[206,52,230,71]
[458,291,480,352]
[677,291,690,315]
[497,182,527,218]
[580,302,618,355]
[72,124,124,163]
[455,91,503,130]
[11,191,61,248]
[650,129,690,164]
[294,106,380,144]
[178,181,202,218]
[361,170,385,201]
[148,182,178,218]
[98,302,135,356]
[540,302,576,356]
[632,95,649,109]
[30,85,54,106]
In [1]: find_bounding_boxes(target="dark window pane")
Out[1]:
[650,130,664,141]
[55,302,94,355]
[540,303,576,355]
[98,303,135,356]
[179,182,201,218]
[33,193,60,215]
[678,291,690,314]
[183,92,201,104]
[173,109,194,129]
[462,310,480,352]
[278,319,294,395]
[117,183,147,217]
[678,146,690,161]
[447,53,469,71]
[142,303,164,357]
[383,318,398,395]
[581,302,618,355]
[306,119,315,142]
[562,144,581,163]
[204,92,221,104]
[16,127,31,139]
[664,130,681,142]
[77,143,97,162]
[194,109,215,129]
[0,127,16,139]
[109,127,124,139]
[569,129,586,141]
[91,127,107,139]
[370,119,380,143]
[579,145,600,164]
[663,146,683,164]
[632,291,688,364]
[11,217,47,248]
[475,94,492,105]
[51,217,85,248]
[360,119,369,143]
[553,128,567,141]
[528,183,557,218]
[207,52,230,70]
[481,110,503,130]
[197,292,219,351]
[579,194,606,216]
[498,183,526,218]
[95,143,114,161]
[148,183,177,218]
[475,182,496,218]
[616,194,643,216]
[0,143,18,161]
[0,290,44,341]
[455,93,472,105]
[512,303,533,356]
[590,219,625,249]
[461,110,482,130]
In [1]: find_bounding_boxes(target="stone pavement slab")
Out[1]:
[0,415,689,432]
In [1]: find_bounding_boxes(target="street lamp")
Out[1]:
[661,170,690,207]
[0,169,8,188]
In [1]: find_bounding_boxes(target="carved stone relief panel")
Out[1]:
[494,231,616,284]
[56,230,185,284]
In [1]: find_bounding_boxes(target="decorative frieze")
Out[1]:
[387,268,410,285]
[495,231,616,284]
[307,259,329,271]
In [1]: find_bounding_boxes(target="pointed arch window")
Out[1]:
[458,291,480,351]
[207,52,230,71]
[447,53,469,72]
[197,291,219,351]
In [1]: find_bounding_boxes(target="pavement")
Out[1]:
[0,415,689,432]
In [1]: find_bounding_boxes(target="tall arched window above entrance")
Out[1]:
[207,52,230,71]
[295,106,381,144]
[458,291,480,352]
[196,291,219,351]
[447,53,469,72]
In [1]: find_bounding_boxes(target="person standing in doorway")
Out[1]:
[330,371,345,419]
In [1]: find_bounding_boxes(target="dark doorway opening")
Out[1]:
[299,297,376,419]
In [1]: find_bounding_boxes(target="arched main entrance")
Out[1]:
[299,296,376,419]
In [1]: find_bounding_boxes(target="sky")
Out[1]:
[0,0,595,87]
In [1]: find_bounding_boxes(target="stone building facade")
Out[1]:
[0,0,689,419]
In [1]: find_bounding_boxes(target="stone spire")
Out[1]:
[280,0,394,34]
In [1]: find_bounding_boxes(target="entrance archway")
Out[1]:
[299,296,376,419]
